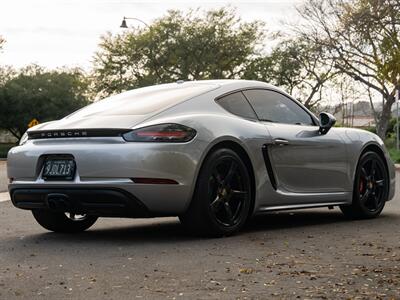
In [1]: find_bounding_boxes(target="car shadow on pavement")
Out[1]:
[14,209,399,246]
[245,209,399,232]
[245,209,348,232]
[46,218,193,243]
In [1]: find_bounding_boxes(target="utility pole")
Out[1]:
[397,87,400,150]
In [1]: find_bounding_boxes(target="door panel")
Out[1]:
[242,88,349,194]
[265,123,349,193]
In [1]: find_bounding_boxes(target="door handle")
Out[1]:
[273,138,289,146]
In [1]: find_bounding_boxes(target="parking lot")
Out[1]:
[0,165,399,299]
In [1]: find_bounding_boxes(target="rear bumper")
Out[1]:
[8,180,193,215]
[7,137,206,214]
[10,187,151,217]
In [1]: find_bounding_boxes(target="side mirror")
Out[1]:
[319,112,336,135]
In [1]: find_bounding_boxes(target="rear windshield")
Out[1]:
[66,83,219,119]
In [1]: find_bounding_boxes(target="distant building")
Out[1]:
[326,100,377,128]
[342,116,375,128]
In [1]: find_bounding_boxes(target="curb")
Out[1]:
[0,192,9,202]
[396,164,400,170]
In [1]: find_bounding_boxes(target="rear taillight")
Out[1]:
[122,123,196,142]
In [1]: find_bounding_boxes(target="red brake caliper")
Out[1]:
[359,178,364,193]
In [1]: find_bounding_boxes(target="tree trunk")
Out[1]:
[376,95,395,139]
[7,128,22,141]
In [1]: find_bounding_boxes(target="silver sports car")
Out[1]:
[7,80,396,236]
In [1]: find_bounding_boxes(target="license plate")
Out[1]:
[42,159,76,180]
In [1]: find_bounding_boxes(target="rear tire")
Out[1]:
[340,151,388,219]
[180,148,252,237]
[32,210,98,233]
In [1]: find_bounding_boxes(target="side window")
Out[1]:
[243,89,314,125]
[217,92,257,120]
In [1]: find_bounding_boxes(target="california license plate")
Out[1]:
[42,159,76,180]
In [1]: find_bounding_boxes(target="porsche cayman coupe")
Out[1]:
[7,80,396,236]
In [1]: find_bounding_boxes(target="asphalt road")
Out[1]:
[0,176,400,299]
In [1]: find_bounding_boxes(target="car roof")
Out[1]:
[29,80,306,131]
[65,80,277,118]
[188,79,275,89]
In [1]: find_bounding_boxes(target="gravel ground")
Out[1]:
[0,161,7,192]
[0,174,399,299]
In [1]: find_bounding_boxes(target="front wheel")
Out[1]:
[32,210,98,233]
[340,151,389,219]
[180,148,252,237]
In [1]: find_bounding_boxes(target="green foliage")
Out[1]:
[342,0,400,84]
[387,147,400,163]
[0,143,14,158]
[243,38,336,108]
[377,117,397,139]
[0,65,90,139]
[0,66,16,86]
[386,117,397,136]
[364,126,377,134]
[299,0,400,138]
[384,136,400,163]
[243,45,302,93]
[93,8,265,96]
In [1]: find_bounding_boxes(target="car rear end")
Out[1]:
[8,127,204,217]
[7,82,220,218]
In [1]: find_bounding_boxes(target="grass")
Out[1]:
[0,143,15,158]
[388,147,400,164]
[384,136,400,163]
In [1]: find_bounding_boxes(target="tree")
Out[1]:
[244,38,338,109]
[0,36,13,85]
[0,65,90,139]
[297,0,400,138]
[93,8,265,96]
[0,65,15,86]
[0,36,4,51]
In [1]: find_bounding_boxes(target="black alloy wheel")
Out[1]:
[180,148,252,236]
[209,158,249,227]
[340,151,389,219]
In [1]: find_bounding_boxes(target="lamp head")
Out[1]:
[120,18,128,28]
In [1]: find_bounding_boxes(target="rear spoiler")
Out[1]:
[27,128,131,139]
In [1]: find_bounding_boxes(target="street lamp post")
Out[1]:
[120,17,150,29]
[397,85,400,150]
[119,16,163,81]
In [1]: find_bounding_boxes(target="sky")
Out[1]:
[0,0,304,70]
